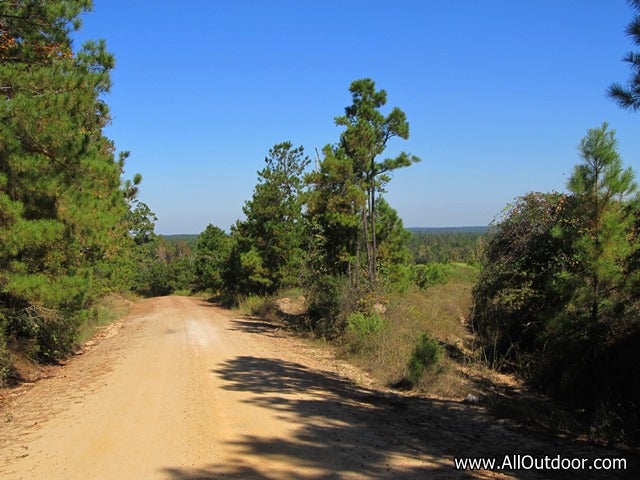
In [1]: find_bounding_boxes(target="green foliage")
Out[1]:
[473,125,640,441]
[304,274,343,335]
[237,295,277,318]
[0,313,14,387]
[375,197,413,292]
[304,146,362,278]
[608,0,640,111]
[344,311,386,353]
[127,200,158,246]
[413,263,450,289]
[407,333,443,386]
[408,231,485,265]
[346,311,385,338]
[304,274,354,338]
[332,78,420,285]
[194,224,231,292]
[226,142,310,296]
[472,192,577,371]
[0,1,139,363]
[566,123,638,329]
[133,238,195,297]
[3,303,78,362]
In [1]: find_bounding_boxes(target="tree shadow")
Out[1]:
[226,317,282,337]
[161,356,634,479]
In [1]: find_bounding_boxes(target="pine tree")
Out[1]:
[194,224,231,293]
[0,1,133,360]
[227,142,310,295]
[608,0,640,111]
[566,123,638,330]
[304,144,363,279]
[334,78,420,284]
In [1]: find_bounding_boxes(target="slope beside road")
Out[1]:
[0,296,631,479]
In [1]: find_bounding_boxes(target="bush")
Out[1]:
[303,274,366,339]
[0,314,14,387]
[379,262,413,293]
[344,311,386,352]
[413,263,450,289]
[304,274,344,337]
[6,305,78,363]
[472,191,640,443]
[407,332,443,386]
[238,295,276,318]
[346,312,385,338]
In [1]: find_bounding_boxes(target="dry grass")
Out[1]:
[333,267,607,442]
[76,294,135,345]
[339,264,482,399]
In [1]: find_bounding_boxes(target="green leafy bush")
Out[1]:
[304,275,343,337]
[238,295,276,318]
[303,274,363,339]
[407,333,443,386]
[0,313,14,387]
[413,263,450,289]
[344,311,386,353]
[346,312,384,337]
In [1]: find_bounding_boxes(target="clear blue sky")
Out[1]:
[76,1,639,234]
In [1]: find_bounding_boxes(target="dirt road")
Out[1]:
[0,297,631,479]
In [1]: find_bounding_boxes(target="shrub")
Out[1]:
[0,314,14,387]
[344,311,386,353]
[379,262,413,293]
[407,332,443,386]
[303,274,364,339]
[238,295,276,318]
[413,263,450,289]
[6,305,78,363]
[346,312,385,338]
[304,274,343,337]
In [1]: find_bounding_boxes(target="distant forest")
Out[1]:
[407,230,486,265]
[162,229,488,267]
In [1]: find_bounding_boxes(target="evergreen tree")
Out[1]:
[375,197,412,290]
[567,122,637,326]
[194,224,231,293]
[608,0,640,111]
[226,142,310,295]
[304,145,363,278]
[0,1,134,360]
[334,78,420,284]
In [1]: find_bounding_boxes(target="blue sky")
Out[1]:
[76,1,639,234]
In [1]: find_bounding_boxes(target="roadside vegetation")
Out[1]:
[2,0,639,449]
[0,2,141,383]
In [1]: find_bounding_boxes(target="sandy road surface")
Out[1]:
[0,297,632,479]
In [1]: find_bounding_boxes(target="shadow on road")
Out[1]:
[227,317,281,336]
[161,356,633,479]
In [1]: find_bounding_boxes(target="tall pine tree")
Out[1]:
[334,78,420,284]
[0,1,134,360]
[226,142,310,296]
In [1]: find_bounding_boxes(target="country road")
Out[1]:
[0,296,632,479]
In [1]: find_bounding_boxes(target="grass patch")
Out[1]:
[339,264,479,397]
[236,295,277,319]
[344,312,386,353]
[76,294,134,345]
